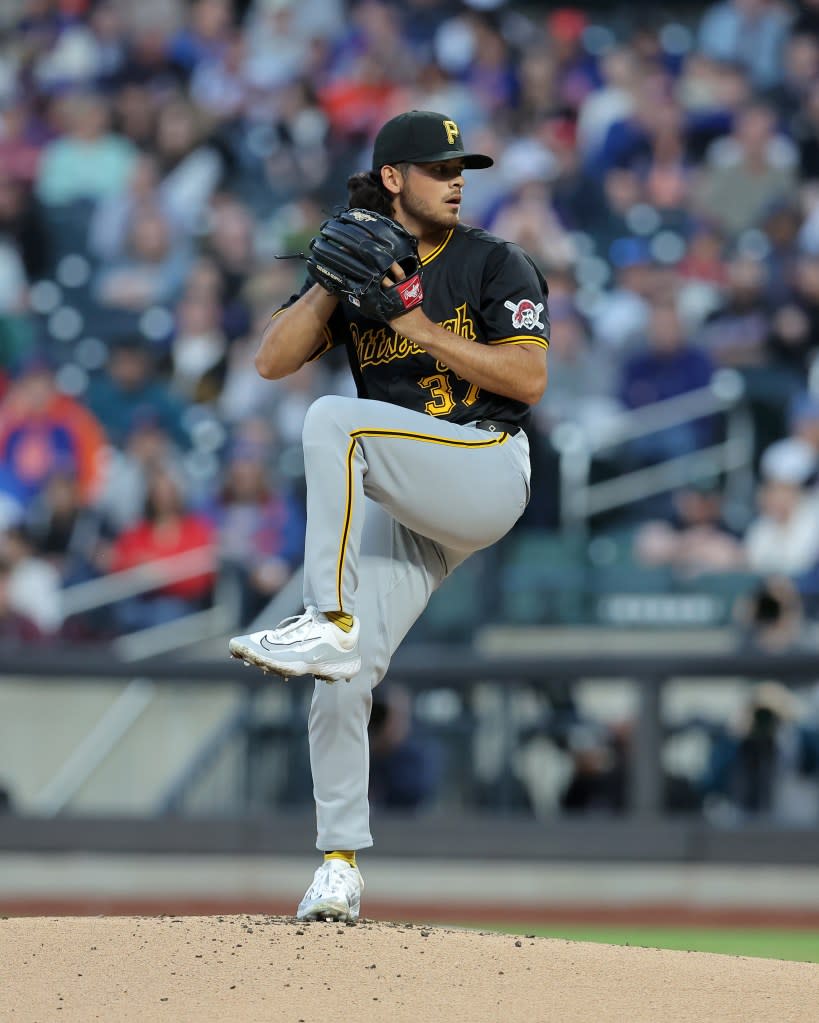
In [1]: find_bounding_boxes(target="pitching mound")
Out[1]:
[2,914,817,1022]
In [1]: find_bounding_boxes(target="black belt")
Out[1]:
[475,419,520,435]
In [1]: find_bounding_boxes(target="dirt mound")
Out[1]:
[2,914,817,1022]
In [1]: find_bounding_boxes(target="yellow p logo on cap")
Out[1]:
[443,120,459,146]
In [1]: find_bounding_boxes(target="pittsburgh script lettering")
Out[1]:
[351,304,476,370]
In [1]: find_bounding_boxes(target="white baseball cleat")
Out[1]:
[296,859,364,922]
[228,606,361,683]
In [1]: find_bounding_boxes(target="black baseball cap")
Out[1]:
[372,110,494,170]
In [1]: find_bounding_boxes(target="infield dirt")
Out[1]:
[1,914,818,1022]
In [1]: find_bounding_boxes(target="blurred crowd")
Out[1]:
[516,676,819,824]
[3,0,819,648]
[300,673,819,824]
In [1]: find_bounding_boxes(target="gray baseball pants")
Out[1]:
[300,395,531,850]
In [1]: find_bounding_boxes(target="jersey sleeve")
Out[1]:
[271,279,347,362]
[479,243,550,350]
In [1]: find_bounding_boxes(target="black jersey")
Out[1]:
[276,223,550,428]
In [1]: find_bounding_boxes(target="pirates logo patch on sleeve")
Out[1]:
[504,298,545,331]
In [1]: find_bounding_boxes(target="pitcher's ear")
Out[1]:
[380,164,405,196]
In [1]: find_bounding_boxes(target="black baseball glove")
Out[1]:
[304,209,424,322]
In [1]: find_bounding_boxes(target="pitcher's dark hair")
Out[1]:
[346,164,410,216]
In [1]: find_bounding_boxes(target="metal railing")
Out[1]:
[58,546,244,662]
[3,645,819,828]
[61,547,216,616]
[553,370,754,530]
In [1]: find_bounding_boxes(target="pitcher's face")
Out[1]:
[392,159,466,233]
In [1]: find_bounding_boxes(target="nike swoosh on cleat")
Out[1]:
[259,635,313,650]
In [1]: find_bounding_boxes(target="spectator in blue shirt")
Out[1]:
[619,297,715,462]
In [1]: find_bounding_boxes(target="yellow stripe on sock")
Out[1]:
[325,611,354,633]
[324,850,357,867]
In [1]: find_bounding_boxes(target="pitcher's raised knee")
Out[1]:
[302,395,358,446]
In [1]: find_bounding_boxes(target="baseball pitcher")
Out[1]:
[229,110,550,921]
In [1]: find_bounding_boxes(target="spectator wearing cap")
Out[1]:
[86,337,188,449]
[743,437,819,575]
